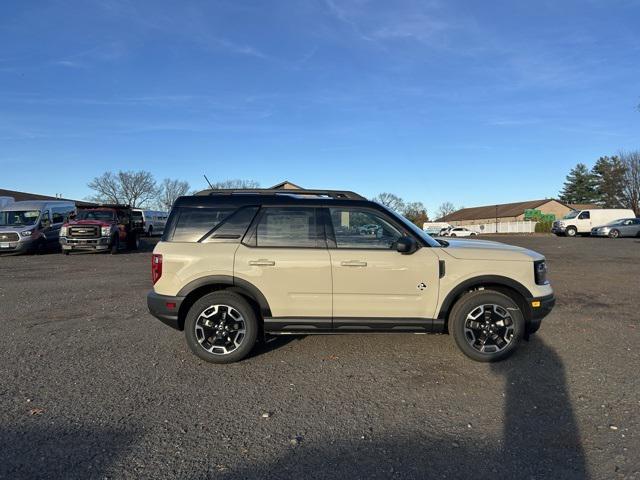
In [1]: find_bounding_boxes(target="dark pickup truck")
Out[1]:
[59,205,144,254]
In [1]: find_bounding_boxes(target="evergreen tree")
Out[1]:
[559,163,598,204]
[591,156,627,208]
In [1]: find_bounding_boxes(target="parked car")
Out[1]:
[147,188,554,364]
[0,200,75,254]
[59,204,143,254]
[134,209,169,237]
[444,227,477,237]
[591,218,640,238]
[552,209,635,237]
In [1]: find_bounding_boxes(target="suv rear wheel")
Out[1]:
[448,290,524,362]
[184,291,258,364]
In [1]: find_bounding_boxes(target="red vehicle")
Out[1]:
[59,205,143,254]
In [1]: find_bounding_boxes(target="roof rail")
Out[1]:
[195,188,366,200]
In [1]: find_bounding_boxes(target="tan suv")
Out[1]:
[147,189,555,363]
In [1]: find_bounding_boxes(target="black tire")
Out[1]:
[110,235,119,254]
[565,226,577,237]
[448,290,525,362]
[470,232,477,236]
[146,226,153,238]
[608,229,620,239]
[450,233,457,237]
[63,250,70,255]
[184,291,258,364]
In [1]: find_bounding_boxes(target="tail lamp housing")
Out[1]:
[151,254,163,284]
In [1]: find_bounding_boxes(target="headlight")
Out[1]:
[101,226,111,236]
[534,260,549,285]
[60,226,68,236]
[558,221,566,226]
[20,230,34,237]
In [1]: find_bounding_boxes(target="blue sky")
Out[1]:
[1,0,639,215]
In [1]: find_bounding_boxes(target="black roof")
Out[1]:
[179,189,369,209]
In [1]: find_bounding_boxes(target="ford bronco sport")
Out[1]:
[147,189,555,363]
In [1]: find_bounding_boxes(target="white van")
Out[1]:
[135,209,169,236]
[552,208,636,237]
[423,222,451,236]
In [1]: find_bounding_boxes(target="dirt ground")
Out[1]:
[0,235,638,479]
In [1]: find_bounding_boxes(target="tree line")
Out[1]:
[559,151,640,215]
[87,171,259,210]
[88,172,462,228]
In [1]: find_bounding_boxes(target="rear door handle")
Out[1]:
[249,259,276,266]
[340,260,367,267]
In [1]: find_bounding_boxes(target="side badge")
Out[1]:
[417,282,427,291]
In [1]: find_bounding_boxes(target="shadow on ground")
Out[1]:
[0,425,138,480]
[224,337,588,480]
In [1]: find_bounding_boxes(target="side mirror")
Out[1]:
[396,236,418,254]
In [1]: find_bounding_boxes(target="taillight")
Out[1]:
[151,254,162,284]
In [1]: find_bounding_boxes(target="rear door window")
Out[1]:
[255,207,320,247]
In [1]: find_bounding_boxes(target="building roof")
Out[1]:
[0,188,96,207]
[439,199,562,222]
[269,180,302,190]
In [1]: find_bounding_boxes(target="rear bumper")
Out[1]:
[147,291,185,330]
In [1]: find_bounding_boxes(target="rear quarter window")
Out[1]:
[165,206,259,243]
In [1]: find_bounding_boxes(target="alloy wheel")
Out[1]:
[463,304,514,354]
[194,305,246,355]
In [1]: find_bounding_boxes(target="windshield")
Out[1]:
[604,218,627,226]
[0,210,41,226]
[386,209,441,247]
[76,210,115,221]
[563,210,579,219]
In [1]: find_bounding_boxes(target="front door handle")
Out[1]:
[249,259,276,266]
[340,260,367,267]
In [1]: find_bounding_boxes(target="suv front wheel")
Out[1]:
[448,290,525,362]
[185,291,258,364]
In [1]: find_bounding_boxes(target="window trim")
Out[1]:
[198,205,260,243]
[323,206,417,251]
[242,206,327,249]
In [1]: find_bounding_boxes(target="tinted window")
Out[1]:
[578,211,590,219]
[256,208,319,247]
[52,206,74,224]
[203,206,259,243]
[329,208,402,249]
[172,207,234,242]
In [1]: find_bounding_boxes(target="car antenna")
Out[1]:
[203,174,214,189]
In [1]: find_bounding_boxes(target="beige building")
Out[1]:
[439,199,577,226]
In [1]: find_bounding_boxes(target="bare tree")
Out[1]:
[208,179,260,189]
[87,172,121,204]
[158,178,191,210]
[372,193,405,213]
[88,170,158,208]
[436,201,457,220]
[402,201,429,227]
[620,150,640,215]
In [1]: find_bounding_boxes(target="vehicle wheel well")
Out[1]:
[443,283,528,329]
[177,284,264,332]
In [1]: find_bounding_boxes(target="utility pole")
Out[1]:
[495,205,498,233]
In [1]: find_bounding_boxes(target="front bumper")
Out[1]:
[591,229,609,237]
[60,236,111,251]
[0,237,37,254]
[147,291,185,330]
[526,293,555,333]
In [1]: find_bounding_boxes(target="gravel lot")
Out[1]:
[0,235,638,480]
